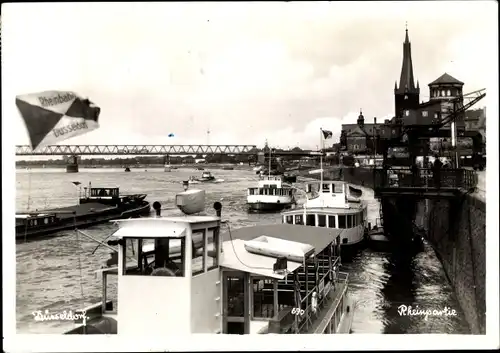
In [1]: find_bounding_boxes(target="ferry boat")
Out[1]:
[247,175,295,212]
[281,180,367,256]
[65,184,354,335]
[16,184,150,241]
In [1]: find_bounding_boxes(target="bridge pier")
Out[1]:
[66,155,79,173]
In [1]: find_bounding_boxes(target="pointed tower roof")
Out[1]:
[395,26,418,94]
[429,72,464,86]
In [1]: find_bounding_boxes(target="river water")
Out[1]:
[15,167,470,334]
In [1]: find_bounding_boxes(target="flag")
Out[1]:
[16,91,101,150]
[321,129,333,139]
[72,181,81,186]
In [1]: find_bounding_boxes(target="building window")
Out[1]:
[405,110,410,116]
[422,111,428,117]
[441,90,445,97]
[447,90,451,96]
[434,113,439,119]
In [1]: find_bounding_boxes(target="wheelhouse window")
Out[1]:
[252,277,275,319]
[206,227,219,271]
[285,215,293,224]
[295,215,303,225]
[322,184,330,193]
[191,230,206,276]
[318,214,326,227]
[306,214,316,226]
[123,237,186,277]
[338,215,346,229]
[332,184,343,193]
[328,215,336,228]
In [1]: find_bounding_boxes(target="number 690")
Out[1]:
[291,307,305,316]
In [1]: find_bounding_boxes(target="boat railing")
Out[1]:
[295,258,345,333]
[268,256,342,334]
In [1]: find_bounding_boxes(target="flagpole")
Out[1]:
[320,129,324,186]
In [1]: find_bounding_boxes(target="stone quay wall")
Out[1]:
[414,195,486,334]
[313,166,486,334]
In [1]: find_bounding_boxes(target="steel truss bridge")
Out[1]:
[16,144,258,156]
[15,144,321,156]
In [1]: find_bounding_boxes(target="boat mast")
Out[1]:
[26,167,32,211]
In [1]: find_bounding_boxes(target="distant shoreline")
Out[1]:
[16,163,255,171]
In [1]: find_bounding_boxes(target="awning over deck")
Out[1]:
[221,224,341,254]
[221,239,302,279]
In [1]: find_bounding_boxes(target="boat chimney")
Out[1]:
[153,201,162,217]
[213,201,222,217]
[182,180,189,191]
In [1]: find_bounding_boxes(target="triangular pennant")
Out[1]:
[16,98,63,150]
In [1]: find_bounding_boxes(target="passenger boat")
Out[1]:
[281,180,367,256]
[247,175,295,212]
[124,167,131,172]
[65,183,354,335]
[188,171,224,184]
[164,164,172,172]
[16,183,150,241]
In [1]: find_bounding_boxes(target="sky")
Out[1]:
[2,1,498,150]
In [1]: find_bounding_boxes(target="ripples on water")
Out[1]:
[15,167,470,334]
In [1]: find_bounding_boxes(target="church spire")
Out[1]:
[396,24,418,94]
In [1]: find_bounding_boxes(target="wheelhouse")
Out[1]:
[88,187,120,199]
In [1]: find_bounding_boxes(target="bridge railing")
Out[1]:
[374,168,478,190]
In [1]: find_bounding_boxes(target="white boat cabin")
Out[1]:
[16,213,58,227]
[281,181,366,244]
[248,175,293,197]
[201,171,214,179]
[73,219,352,335]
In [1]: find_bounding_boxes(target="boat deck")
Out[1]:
[45,203,117,219]
[306,281,347,333]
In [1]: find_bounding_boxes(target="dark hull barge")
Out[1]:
[16,185,150,241]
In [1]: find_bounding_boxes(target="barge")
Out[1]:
[16,184,150,241]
